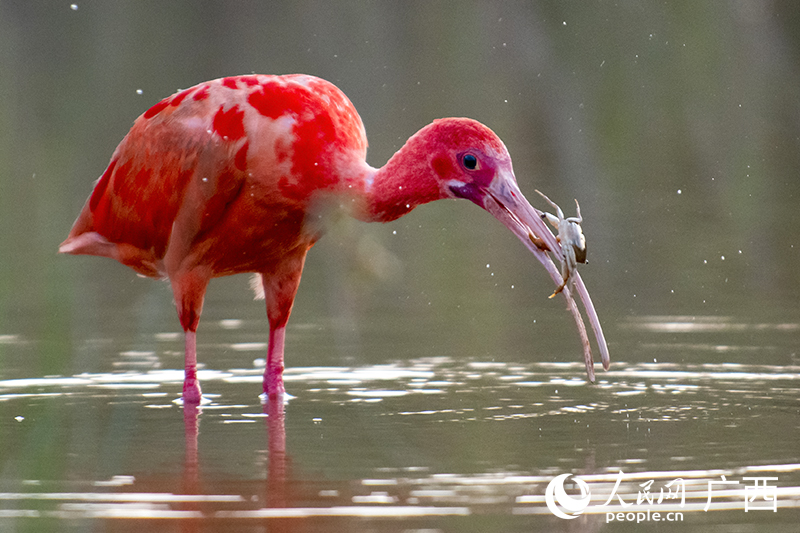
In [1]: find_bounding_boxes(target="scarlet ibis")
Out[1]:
[60,74,609,403]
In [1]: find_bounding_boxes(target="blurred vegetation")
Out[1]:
[1,0,799,377]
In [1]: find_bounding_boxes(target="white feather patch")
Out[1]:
[250,273,265,300]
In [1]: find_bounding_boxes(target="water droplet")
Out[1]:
[136,89,143,95]
[70,3,78,10]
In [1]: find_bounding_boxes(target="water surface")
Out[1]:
[2,311,798,531]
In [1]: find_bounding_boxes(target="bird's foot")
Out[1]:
[262,354,286,399]
[262,381,286,399]
[262,371,286,399]
[182,379,203,404]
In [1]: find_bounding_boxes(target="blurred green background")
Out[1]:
[1,0,799,377]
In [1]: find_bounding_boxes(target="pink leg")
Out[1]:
[171,269,210,404]
[183,330,202,403]
[264,326,287,397]
[260,250,310,399]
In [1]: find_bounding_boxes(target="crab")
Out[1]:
[535,190,587,298]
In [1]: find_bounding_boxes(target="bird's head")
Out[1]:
[424,118,563,263]
[364,117,561,268]
[361,117,608,378]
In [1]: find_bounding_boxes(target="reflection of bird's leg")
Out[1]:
[181,402,201,528]
[264,396,288,512]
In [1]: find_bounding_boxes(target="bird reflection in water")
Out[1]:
[178,398,292,531]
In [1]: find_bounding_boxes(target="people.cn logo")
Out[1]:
[545,473,592,519]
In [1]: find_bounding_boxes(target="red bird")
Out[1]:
[60,74,609,403]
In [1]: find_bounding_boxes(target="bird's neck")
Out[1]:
[357,137,442,223]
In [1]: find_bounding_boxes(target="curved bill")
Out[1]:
[458,169,610,380]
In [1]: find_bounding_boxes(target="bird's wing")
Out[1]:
[60,92,246,277]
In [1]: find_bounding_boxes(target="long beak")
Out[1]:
[479,171,610,380]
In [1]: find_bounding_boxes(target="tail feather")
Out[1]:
[59,231,164,279]
[59,231,115,256]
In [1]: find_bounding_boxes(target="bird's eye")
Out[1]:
[462,154,478,170]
